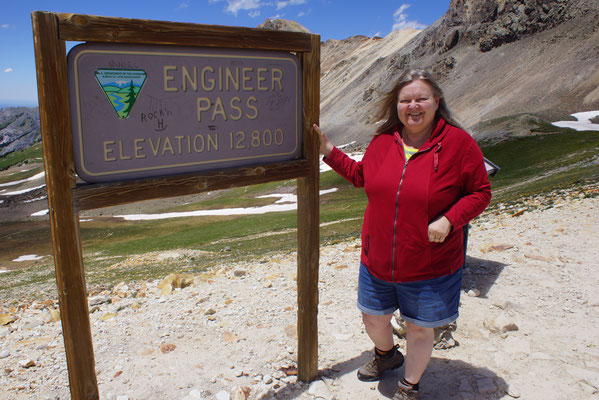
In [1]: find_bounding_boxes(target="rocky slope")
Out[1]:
[257,18,311,34]
[0,108,40,157]
[316,0,599,144]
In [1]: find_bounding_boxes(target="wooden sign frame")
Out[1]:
[32,11,320,399]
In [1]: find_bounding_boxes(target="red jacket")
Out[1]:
[324,118,491,282]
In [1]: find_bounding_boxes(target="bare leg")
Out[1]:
[404,321,434,383]
[362,312,394,350]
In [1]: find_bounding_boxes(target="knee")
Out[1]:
[405,322,433,339]
[362,313,392,331]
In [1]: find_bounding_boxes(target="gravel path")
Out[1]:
[1,187,598,400]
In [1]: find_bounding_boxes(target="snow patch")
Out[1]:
[3,184,46,196]
[320,152,364,173]
[552,110,599,132]
[24,196,47,203]
[338,141,356,149]
[13,254,44,262]
[31,209,49,216]
[116,189,338,221]
[0,171,45,188]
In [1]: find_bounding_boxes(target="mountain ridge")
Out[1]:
[315,0,599,144]
[2,1,598,157]
[0,107,40,158]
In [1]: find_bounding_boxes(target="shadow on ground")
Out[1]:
[463,256,508,298]
[377,357,508,399]
[271,351,508,399]
[269,350,371,399]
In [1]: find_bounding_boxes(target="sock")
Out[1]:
[375,345,396,358]
[400,377,419,391]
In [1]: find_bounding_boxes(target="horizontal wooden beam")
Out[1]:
[53,12,313,52]
[72,159,311,212]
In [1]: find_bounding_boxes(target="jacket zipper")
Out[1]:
[391,134,442,282]
[391,158,409,282]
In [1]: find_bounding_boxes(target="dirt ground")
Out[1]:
[1,186,598,400]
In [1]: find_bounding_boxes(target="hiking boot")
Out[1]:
[392,381,419,400]
[357,344,404,381]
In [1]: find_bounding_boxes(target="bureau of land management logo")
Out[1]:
[95,69,147,119]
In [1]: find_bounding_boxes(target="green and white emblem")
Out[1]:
[95,69,147,119]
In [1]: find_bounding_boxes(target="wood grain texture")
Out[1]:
[31,11,99,400]
[56,12,312,51]
[73,160,311,212]
[296,34,321,383]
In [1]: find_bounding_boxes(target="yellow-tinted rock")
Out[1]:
[49,309,61,322]
[0,314,16,325]
[158,274,196,295]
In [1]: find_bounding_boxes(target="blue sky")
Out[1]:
[0,0,449,107]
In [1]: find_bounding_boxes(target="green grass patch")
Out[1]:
[0,165,44,184]
[480,128,599,202]
[3,113,599,299]
[163,181,296,212]
[73,170,367,285]
[0,142,43,171]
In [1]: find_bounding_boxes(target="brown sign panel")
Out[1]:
[68,43,302,183]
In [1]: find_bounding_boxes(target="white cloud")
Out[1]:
[249,10,261,17]
[224,0,262,15]
[1,24,9,29]
[177,1,190,9]
[276,0,306,10]
[297,11,306,17]
[392,4,426,31]
[372,32,381,38]
[4,68,13,73]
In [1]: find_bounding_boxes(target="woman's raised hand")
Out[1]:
[313,124,334,158]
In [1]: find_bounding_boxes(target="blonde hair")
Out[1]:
[374,69,461,135]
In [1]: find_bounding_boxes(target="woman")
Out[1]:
[314,69,491,399]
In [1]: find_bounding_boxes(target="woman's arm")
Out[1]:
[444,140,492,230]
[313,124,367,188]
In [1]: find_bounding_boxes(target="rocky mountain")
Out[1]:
[257,18,311,34]
[315,0,599,145]
[2,1,598,158]
[0,107,40,157]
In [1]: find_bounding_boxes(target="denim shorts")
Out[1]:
[357,263,462,328]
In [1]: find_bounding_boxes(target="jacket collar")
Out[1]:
[393,117,448,149]
[423,117,448,148]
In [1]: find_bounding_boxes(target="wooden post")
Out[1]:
[297,34,321,382]
[31,11,99,399]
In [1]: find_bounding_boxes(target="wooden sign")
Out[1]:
[32,11,320,400]
[68,43,302,182]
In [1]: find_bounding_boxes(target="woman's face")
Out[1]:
[396,80,440,135]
